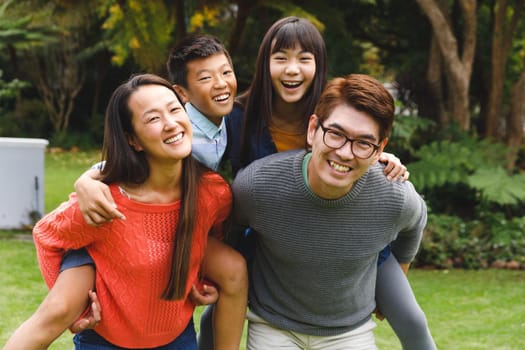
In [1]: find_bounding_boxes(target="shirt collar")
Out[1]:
[185,102,225,138]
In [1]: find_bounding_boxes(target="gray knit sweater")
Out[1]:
[231,149,427,336]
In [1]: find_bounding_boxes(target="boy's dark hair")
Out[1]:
[166,34,232,87]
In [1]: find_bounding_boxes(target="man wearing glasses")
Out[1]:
[231,74,427,349]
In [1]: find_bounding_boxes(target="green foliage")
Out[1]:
[0,98,50,138]
[0,70,29,101]
[468,168,525,205]
[415,213,525,269]
[48,131,98,150]
[388,111,435,156]
[408,134,525,207]
[0,0,61,50]
[262,1,325,31]
[97,0,174,72]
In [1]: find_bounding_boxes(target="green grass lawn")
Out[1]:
[44,150,102,211]
[1,150,524,349]
[1,239,524,349]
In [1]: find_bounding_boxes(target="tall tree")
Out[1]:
[27,38,85,132]
[415,0,477,131]
[16,0,100,133]
[485,0,525,139]
[507,67,525,168]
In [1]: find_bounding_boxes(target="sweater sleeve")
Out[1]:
[231,165,257,227]
[390,181,427,263]
[33,193,102,288]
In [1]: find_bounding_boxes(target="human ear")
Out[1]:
[306,114,318,147]
[127,134,143,152]
[173,84,190,104]
[372,138,389,163]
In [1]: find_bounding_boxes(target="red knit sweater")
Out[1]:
[33,172,231,349]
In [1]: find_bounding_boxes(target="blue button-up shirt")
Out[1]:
[186,103,228,171]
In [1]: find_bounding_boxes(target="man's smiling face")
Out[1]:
[306,104,387,199]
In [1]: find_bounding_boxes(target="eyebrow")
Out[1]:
[324,122,378,142]
[194,63,232,76]
[141,99,179,118]
[272,48,312,55]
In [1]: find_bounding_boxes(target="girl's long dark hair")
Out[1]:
[238,16,328,167]
[100,73,205,300]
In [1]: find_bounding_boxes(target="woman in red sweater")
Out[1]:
[10,74,233,349]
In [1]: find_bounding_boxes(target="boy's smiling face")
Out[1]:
[175,53,237,126]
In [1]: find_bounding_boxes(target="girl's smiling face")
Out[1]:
[269,43,316,105]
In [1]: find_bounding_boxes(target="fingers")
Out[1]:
[70,318,92,333]
[69,291,101,333]
[88,290,102,322]
[75,172,125,226]
[190,284,219,306]
[379,152,407,181]
[84,202,125,226]
[102,191,126,221]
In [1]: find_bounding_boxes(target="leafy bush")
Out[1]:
[415,213,525,269]
[385,118,525,269]
[0,98,51,138]
[48,130,98,150]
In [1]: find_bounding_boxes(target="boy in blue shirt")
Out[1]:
[167,34,239,171]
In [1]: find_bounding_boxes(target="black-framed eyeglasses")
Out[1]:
[318,122,380,159]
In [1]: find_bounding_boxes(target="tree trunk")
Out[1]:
[506,68,525,169]
[415,0,476,131]
[227,0,254,57]
[427,35,449,125]
[485,0,524,139]
[174,0,187,44]
[29,39,85,133]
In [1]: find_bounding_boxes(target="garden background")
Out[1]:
[1,0,524,348]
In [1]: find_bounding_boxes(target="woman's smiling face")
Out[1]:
[127,84,192,163]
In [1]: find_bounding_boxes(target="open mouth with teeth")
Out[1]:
[281,81,302,88]
[164,132,183,144]
[213,93,230,102]
[329,160,352,173]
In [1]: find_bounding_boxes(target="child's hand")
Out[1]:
[379,152,409,181]
[190,283,219,306]
[74,170,125,226]
[70,290,101,332]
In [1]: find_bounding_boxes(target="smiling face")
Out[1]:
[175,53,237,126]
[306,104,388,199]
[269,43,316,104]
[127,84,192,164]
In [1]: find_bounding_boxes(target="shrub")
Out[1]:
[415,213,525,269]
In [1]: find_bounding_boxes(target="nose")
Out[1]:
[214,76,227,89]
[163,115,179,129]
[285,59,300,75]
[335,140,355,160]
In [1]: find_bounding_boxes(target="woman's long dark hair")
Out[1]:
[238,16,328,167]
[100,73,205,300]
